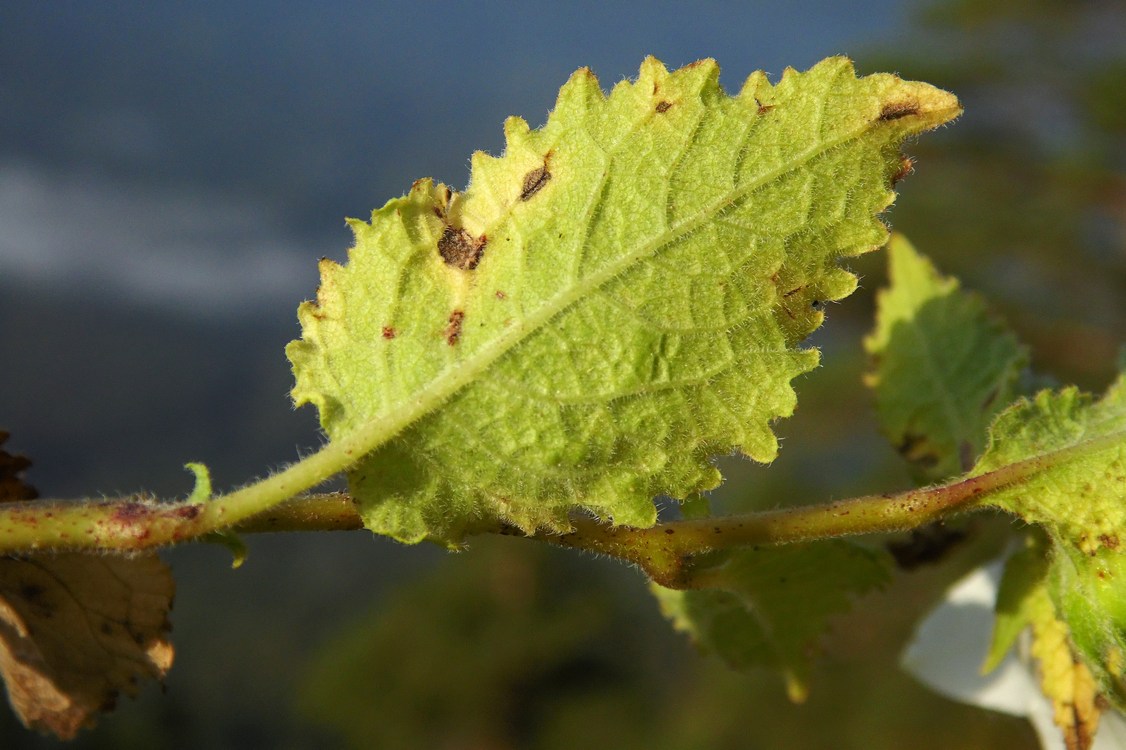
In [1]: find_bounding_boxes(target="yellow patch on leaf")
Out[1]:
[1028,588,1103,750]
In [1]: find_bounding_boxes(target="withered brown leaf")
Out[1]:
[0,432,175,739]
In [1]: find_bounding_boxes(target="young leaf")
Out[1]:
[287,56,961,545]
[652,541,889,701]
[973,373,1126,706]
[865,234,1026,482]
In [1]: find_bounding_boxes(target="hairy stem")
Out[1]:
[0,432,1115,562]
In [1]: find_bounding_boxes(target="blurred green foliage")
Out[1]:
[299,535,1034,750]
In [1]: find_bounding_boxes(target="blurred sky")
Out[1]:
[1,1,914,318]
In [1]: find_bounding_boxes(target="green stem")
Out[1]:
[0,431,1115,562]
[528,434,1118,587]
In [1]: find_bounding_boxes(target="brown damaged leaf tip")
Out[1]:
[0,432,37,502]
[892,156,915,186]
[437,227,487,271]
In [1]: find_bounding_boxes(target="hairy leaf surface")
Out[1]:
[975,373,1126,706]
[287,56,961,545]
[652,541,889,701]
[866,235,1026,482]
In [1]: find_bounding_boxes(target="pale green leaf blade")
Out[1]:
[973,372,1126,705]
[652,541,889,701]
[865,234,1027,482]
[287,56,961,545]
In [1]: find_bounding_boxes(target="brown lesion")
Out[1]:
[437,227,487,271]
[655,100,672,113]
[519,165,551,202]
[878,100,920,122]
[519,151,554,202]
[381,326,396,340]
[445,310,465,346]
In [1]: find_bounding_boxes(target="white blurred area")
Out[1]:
[0,161,314,317]
[902,562,1126,750]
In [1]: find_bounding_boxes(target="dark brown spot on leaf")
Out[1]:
[446,310,465,346]
[655,100,672,113]
[1100,534,1120,550]
[495,290,506,300]
[519,165,551,202]
[879,100,920,122]
[382,326,396,340]
[438,227,487,270]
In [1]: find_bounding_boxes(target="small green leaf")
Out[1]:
[206,530,249,569]
[652,541,889,700]
[288,57,961,546]
[184,462,212,503]
[865,234,1026,481]
[974,372,1126,705]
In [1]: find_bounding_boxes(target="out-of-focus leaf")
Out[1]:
[865,234,1026,481]
[652,541,889,701]
[0,433,175,739]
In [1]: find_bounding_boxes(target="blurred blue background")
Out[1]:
[1,1,1121,747]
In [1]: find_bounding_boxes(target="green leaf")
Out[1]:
[974,372,1126,706]
[865,234,1026,482]
[652,541,889,701]
[287,56,961,545]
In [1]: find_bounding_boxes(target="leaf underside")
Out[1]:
[287,56,961,545]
